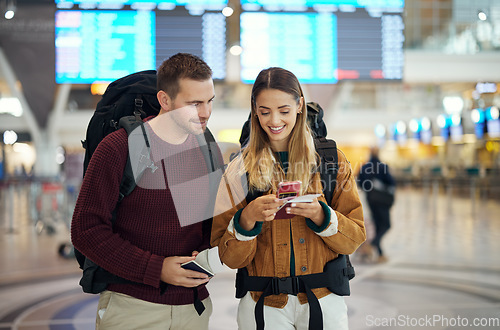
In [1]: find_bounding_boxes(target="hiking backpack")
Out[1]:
[77,70,221,294]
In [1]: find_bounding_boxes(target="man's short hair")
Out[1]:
[157,53,213,99]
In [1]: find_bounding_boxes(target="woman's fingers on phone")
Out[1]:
[287,201,321,217]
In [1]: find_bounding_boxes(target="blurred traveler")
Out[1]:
[71,53,221,330]
[358,146,396,263]
[211,67,365,330]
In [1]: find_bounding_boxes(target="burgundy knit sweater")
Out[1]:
[71,124,211,305]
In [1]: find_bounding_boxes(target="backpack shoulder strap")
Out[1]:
[197,128,220,173]
[117,114,153,205]
[314,138,355,278]
[314,137,338,205]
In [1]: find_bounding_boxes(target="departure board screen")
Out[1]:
[240,7,404,83]
[55,9,226,83]
[55,10,155,84]
[156,11,226,79]
[240,12,337,84]
[240,0,404,10]
[55,0,227,7]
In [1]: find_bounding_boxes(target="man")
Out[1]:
[71,53,219,329]
[357,146,396,263]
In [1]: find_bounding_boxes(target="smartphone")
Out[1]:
[181,260,214,277]
[275,181,301,219]
[277,181,301,200]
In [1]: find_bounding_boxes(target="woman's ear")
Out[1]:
[157,90,170,111]
[298,96,304,113]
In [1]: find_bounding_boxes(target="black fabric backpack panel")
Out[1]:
[81,70,160,175]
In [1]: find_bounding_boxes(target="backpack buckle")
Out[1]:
[134,98,143,109]
[323,160,337,173]
[271,277,300,295]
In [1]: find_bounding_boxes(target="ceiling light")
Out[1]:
[4,0,15,20]
[222,6,234,17]
[229,44,243,56]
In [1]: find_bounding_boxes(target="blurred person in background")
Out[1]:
[358,146,396,263]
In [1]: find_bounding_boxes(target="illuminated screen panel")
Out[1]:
[156,11,226,80]
[55,9,226,83]
[240,0,404,9]
[240,12,337,84]
[240,7,403,83]
[336,9,403,80]
[55,0,228,5]
[55,10,155,84]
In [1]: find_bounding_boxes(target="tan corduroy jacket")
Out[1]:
[211,150,366,308]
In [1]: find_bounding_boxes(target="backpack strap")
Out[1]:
[235,254,353,330]
[196,128,220,173]
[314,138,355,280]
[118,115,154,204]
[314,137,338,205]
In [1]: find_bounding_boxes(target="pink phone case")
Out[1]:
[275,181,301,219]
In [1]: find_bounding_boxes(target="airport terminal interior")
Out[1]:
[1,0,500,329]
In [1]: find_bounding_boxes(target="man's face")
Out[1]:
[169,78,215,135]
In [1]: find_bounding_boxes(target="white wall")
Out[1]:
[404,50,500,83]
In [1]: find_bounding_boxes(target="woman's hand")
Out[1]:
[285,198,325,226]
[239,195,285,231]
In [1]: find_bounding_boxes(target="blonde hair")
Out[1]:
[242,68,318,195]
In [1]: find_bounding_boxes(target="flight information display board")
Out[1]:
[240,6,404,83]
[240,0,404,9]
[55,9,226,83]
[241,12,337,83]
[156,11,226,79]
[55,10,155,84]
[55,0,228,7]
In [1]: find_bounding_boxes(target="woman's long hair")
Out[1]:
[242,67,318,195]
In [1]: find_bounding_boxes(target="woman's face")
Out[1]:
[255,88,303,152]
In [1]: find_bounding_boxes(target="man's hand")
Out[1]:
[160,256,210,287]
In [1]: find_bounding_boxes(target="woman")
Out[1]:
[211,67,366,330]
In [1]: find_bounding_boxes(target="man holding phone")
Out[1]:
[72,53,222,330]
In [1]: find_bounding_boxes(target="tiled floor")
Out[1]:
[1,182,500,329]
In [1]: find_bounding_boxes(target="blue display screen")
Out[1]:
[55,0,228,5]
[240,12,338,84]
[240,0,404,9]
[240,8,404,83]
[55,10,155,84]
[55,9,227,83]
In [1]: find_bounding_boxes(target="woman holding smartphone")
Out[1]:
[211,67,365,330]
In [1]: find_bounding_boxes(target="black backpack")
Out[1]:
[77,70,221,294]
